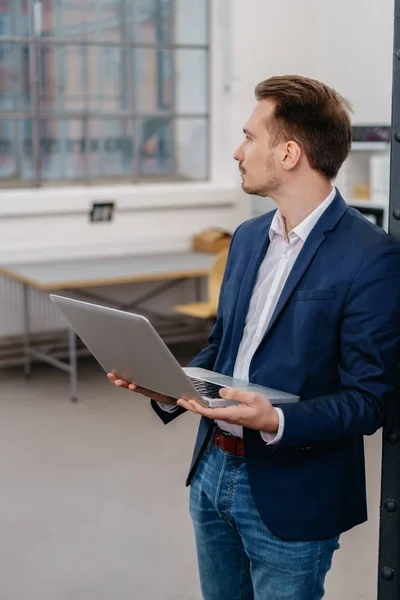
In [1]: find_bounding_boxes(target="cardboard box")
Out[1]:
[192,229,232,253]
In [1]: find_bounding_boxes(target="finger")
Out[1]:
[107,373,117,383]
[178,398,210,414]
[115,379,129,389]
[178,398,240,421]
[201,406,241,421]
[177,398,197,409]
[128,383,138,391]
[219,387,264,405]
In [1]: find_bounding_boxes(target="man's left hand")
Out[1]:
[177,388,280,434]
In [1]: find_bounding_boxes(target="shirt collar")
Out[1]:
[269,187,336,243]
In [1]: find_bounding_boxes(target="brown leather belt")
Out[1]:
[213,427,245,457]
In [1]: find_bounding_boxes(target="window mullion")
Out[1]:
[28,0,41,186]
[132,0,140,182]
[83,0,90,181]
[170,0,177,177]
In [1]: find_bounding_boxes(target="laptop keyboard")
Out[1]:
[189,377,225,399]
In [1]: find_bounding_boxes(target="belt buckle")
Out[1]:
[218,428,232,438]
[215,428,241,455]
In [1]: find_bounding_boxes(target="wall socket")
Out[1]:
[89,202,115,223]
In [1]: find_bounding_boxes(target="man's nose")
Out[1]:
[233,146,243,162]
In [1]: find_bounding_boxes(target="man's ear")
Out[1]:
[280,140,302,171]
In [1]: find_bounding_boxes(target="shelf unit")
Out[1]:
[347,198,386,210]
[351,142,390,151]
[338,138,391,230]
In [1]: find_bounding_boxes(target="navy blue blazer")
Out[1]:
[152,191,400,541]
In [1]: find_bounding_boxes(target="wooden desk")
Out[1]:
[0,252,215,290]
[0,251,215,401]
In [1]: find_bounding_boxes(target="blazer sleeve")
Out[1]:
[279,243,400,447]
[151,225,240,424]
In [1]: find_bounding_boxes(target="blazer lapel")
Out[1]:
[230,212,274,370]
[261,232,326,340]
[261,191,348,341]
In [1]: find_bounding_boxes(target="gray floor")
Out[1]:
[0,358,382,600]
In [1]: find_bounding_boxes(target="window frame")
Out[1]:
[0,0,210,187]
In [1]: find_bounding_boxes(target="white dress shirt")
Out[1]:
[161,187,337,444]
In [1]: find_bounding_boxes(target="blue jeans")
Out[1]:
[189,439,340,600]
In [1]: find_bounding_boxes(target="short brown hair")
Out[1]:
[255,75,353,180]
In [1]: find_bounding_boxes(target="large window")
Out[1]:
[0,0,209,187]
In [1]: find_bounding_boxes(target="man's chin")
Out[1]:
[242,183,264,196]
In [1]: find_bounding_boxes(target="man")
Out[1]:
[108,75,400,599]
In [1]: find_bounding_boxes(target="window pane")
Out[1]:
[0,43,31,111]
[39,45,129,114]
[40,119,86,180]
[138,117,173,177]
[39,118,135,181]
[41,0,130,41]
[176,49,208,114]
[0,119,15,180]
[41,0,87,40]
[176,118,208,180]
[84,0,128,42]
[0,118,34,184]
[135,0,172,44]
[0,2,12,37]
[136,49,173,113]
[88,46,127,112]
[0,0,29,37]
[175,0,208,45]
[88,119,133,178]
[39,45,86,112]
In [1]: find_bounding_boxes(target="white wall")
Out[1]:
[228,0,395,219]
[230,0,320,137]
[229,0,394,129]
[0,184,238,263]
[228,0,321,219]
[314,0,394,124]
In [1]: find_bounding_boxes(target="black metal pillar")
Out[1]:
[377,1,400,598]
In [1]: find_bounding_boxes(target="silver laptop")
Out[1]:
[49,294,299,408]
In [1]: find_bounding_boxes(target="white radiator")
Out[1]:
[0,274,66,338]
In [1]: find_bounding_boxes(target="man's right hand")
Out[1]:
[107,373,177,404]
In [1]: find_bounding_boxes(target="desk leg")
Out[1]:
[68,328,78,402]
[22,284,32,379]
[195,277,203,302]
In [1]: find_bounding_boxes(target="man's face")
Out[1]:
[233,100,284,197]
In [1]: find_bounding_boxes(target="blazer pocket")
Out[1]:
[294,289,336,301]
